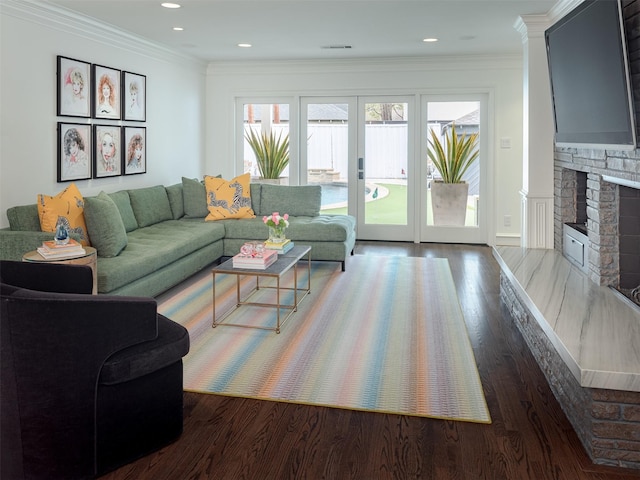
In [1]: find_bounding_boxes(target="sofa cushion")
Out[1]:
[204,173,255,221]
[107,190,138,232]
[36,183,90,245]
[249,183,261,215]
[165,183,184,219]
[84,191,128,258]
[6,204,41,232]
[182,177,208,218]
[96,219,226,293]
[128,186,173,228]
[259,184,321,217]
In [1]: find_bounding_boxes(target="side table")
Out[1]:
[22,246,98,294]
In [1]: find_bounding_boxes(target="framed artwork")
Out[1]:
[93,64,121,120]
[57,123,92,182]
[57,56,91,118]
[123,126,147,175]
[93,125,122,178]
[122,71,146,122]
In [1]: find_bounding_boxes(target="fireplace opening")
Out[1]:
[616,185,640,305]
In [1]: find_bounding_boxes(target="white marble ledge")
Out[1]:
[493,246,640,392]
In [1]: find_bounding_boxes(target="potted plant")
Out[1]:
[245,129,290,184]
[427,122,479,226]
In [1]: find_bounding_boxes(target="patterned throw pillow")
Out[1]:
[37,183,90,245]
[204,172,255,221]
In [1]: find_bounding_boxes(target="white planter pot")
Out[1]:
[251,177,289,185]
[430,181,468,226]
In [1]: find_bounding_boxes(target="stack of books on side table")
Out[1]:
[264,239,294,254]
[232,248,278,269]
[37,239,86,260]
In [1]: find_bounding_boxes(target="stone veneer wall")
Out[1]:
[500,274,640,469]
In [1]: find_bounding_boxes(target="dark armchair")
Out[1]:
[1,260,190,479]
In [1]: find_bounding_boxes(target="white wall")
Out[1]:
[205,56,525,244]
[0,1,207,228]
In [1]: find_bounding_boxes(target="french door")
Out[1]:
[300,96,415,241]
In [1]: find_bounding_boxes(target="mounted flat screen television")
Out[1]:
[545,0,636,150]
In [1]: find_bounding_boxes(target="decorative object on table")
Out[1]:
[57,55,91,118]
[427,122,479,226]
[245,128,290,182]
[54,219,70,245]
[57,123,92,182]
[37,237,86,260]
[263,212,289,244]
[265,238,294,254]
[232,242,277,269]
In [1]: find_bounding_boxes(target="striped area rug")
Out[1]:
[158,256,491,423]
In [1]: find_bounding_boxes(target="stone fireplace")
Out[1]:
[555,149,640,304]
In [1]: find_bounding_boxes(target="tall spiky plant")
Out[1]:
[427,123,479,184]
[245,128,290,179]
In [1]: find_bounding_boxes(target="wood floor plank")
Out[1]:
[100,243,640,480]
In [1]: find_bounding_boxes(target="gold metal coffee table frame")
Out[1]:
[212,245,311,334]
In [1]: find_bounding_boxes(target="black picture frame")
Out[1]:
[57,122,92,182]
[93,64,121,120]
[93,124,122,178]
[123,126,147,175]
[57,56,91,118]
[122,71,146,122]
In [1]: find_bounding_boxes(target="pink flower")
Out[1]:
[263,216,268,224]
[283,214,289,220]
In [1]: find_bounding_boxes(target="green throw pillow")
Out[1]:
[128,185,173,227]
[108,190,138,232]
[182,177,209,218]
[84,191,128,257]
[166,183,185,219]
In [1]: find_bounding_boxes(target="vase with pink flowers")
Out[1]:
[263,212,289,244]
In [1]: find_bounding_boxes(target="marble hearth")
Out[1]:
[495,246,640,469]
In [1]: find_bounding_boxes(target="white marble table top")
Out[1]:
[494,246,640,392]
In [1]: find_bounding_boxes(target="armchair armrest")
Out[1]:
[0,260,93,294]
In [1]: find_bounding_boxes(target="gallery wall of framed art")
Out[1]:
[55,55,147,182]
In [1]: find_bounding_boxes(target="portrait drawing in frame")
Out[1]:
[93,125,122,178]
[122,71,146,122]
[57,56,91,118]
[93,65,121,120]
[123,126,147,175]
[58,123,92,182]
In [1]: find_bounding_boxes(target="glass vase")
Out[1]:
[268,226,287,244]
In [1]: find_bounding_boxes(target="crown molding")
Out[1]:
[2,0,206,71]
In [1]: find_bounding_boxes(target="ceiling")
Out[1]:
[46,0,559,62]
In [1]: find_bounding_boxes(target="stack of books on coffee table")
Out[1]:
[37,239,86,260]
[232,248,278,269]
[264,239,294,254]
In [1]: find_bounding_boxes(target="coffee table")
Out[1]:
[212,245,311,333]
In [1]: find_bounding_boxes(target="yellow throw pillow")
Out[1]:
[204,172,255,221]
[37,183,90,246]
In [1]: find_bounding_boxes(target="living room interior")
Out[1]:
[2,0,640,479]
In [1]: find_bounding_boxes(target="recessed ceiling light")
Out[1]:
[238,43,252,48]
[423,38,438,43]
[161,2,181,8]
[173,27,184,31]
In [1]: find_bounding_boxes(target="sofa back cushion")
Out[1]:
[107,190,138,232]
[128,186,173,228]
[6,204,41,231]
[182,177,209,218]
[84,191,128,257]
[259,184,321,217]
[165,183,184,219]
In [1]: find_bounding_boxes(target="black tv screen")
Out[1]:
[545,0,636,150]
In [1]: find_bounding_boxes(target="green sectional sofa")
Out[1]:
[1,180,356,297]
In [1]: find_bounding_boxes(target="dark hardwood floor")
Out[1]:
[101,242,640,480]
